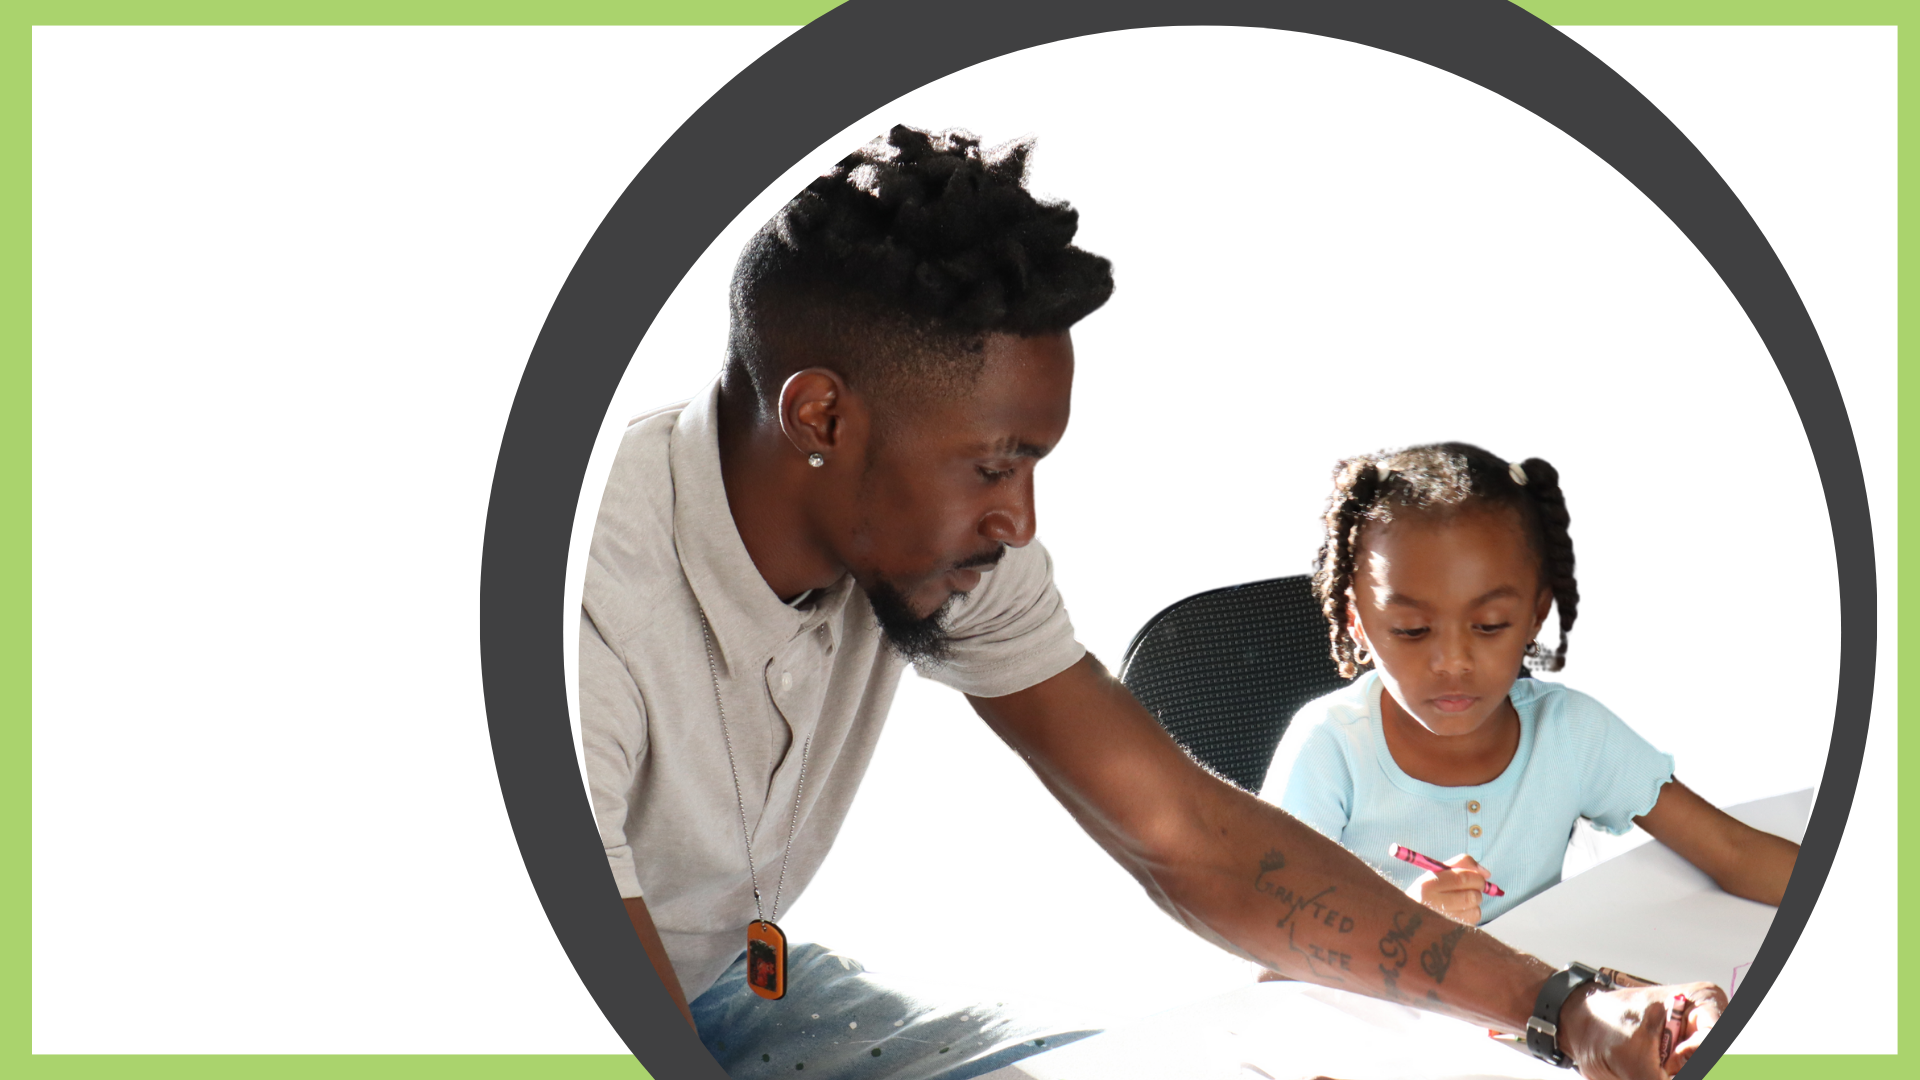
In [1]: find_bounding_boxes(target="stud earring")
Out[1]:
[807,453,825,468]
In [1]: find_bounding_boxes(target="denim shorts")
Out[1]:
[690,943,1099,1079]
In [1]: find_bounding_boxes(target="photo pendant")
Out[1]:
[746,920,787,1000]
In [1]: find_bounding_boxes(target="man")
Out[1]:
[582,125,1722,1080]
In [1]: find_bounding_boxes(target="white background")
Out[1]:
[33,23,1894,1060]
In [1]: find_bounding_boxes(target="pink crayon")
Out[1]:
[1389,843,1506,897]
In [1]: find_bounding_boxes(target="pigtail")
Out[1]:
[1517,456,1578,671]
[1313,457,1389,679]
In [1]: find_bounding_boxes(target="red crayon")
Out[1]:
[1660,993,1690,1064]
[1388,843,1507,897]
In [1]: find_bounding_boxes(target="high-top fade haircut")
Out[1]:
[1312,443,1579,678]
[726,125,1115,415]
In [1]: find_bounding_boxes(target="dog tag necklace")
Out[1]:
[699,611,811,1001]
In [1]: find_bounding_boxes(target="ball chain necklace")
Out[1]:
[698,609,811,1001]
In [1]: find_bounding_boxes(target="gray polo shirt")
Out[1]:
[580,381,1087,1000]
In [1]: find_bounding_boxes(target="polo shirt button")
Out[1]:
[1469,825,1483,838]
[1467,800,1481,813]
[781,671,793,691]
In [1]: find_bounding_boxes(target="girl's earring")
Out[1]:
[1353,643,1373,667]
[807,452,825,468]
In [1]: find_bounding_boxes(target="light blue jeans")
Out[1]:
[690,943,1099,1079]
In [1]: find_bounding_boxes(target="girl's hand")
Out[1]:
[1407,852,1490,924]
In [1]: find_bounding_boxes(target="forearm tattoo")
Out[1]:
[1252,849,1357,980]
[1376,908,1423,999]
[1421,925,1467,984]
[1251,853,1459,1002]
[1254,851,1355,934]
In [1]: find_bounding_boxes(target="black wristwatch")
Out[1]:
[1527,962,1615,1068]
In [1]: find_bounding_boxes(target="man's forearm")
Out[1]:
[1141,791,1550,1031]
[972,656,1548,1031]
[974,656,1726,1079]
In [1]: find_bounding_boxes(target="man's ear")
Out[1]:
[779,368,853,462]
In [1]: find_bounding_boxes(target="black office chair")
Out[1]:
[1118,575,1353,793]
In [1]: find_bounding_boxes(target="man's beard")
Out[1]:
[863,546,1005,665]
[864,580,961,665]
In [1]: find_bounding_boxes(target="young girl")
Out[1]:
[1262,443,1799,925]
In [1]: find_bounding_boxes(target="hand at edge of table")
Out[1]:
[1559,981,1726,1079]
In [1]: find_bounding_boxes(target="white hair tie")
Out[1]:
[1508,462,1529,486]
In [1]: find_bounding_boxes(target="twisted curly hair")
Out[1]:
[1311,443,1579,678]
[727,125,1115,411]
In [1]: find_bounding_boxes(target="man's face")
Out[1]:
[837,331,1074,659]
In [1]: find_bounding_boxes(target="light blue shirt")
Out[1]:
[1261,671,1674,920]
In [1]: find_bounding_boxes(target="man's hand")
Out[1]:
[1408,853,1489,926]
[1557,981,1726,1079]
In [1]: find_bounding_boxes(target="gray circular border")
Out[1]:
[478,3,1876,1077]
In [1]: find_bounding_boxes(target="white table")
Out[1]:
[1481,789,1810,992]
[980,790,1809,1080]
[980,978,1567,1080]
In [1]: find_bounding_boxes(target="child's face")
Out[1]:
[1348,507,1553,739]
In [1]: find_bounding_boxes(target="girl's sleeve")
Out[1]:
[1569,692,1676,835]
[1263,719,1355,843]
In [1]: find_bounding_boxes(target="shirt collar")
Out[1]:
[669,380,852,670]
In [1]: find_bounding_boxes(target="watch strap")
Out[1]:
[1527,962,1613,1068]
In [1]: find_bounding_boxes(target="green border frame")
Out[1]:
[15,1,1903,1077]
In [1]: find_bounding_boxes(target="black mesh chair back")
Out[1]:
[1118,575,1353,792]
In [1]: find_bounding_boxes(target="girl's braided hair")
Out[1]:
[1311,442,1579,678]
